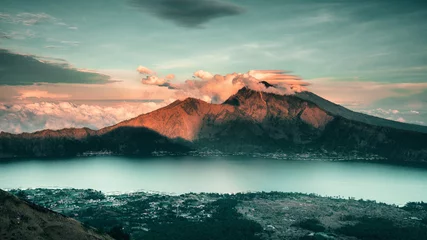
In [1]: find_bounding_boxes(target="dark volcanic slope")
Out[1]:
[1,87,426,162]
[0,189,113,240]
[296,91,427,134]
[0,126,191,158]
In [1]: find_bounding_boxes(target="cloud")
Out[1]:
[44,45,64,49]
[165,74,175,80]
[0,30,36,40]
[0,12,56,25]
[17,13,55,25]
[15,90,71,100]
[129,0,244,28]
[396,117,406,123]
[0,49,114,85]
[141,75,167,85]
[194,70,214,80]
[137,65,155,75]
[0,101,170,133]
[142,68,308,103]
[359,108,427,126]
[308,78,427,109]
[60,40,80,46]
[1,12,77,30]
[137,65,176,88]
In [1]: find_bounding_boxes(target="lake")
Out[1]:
[1,156,427,205]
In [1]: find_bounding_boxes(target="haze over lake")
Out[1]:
[1,156,426,205]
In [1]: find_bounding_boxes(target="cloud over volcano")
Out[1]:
[138,67,310,103]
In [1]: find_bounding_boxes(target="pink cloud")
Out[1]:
[16,90,71,100]
[165,74,175,80]
[136,65,155,75]
[308,78,427,108]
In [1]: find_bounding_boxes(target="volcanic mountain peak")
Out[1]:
[103,87,335,142]
[1,86,427,162]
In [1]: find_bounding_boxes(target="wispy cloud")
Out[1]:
[308,78,427,108]
[0,11,78,30]
[0,12,56,25]
[360,108,426,126]
[43,45,65,49]
[129,0,244,28]
[0,30,36,40]
[60,40,80,46]
[15,90,71,100]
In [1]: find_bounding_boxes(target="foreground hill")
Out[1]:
[0,189,113,240]
[11,188,427,240]
[1,86,427,162]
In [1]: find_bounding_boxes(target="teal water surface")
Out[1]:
[1,156,426,205]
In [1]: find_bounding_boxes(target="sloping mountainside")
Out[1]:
[1,87,427,162]
[296,91,427,134]
[0,189,113,240]
[0,127,191,158]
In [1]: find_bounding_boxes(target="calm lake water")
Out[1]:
[1,156,427,205]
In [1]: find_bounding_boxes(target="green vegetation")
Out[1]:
[292,218,326,232]
[338,217,427,240]
[8,189,427,240]
[107,226,130,240]
[402,201,427,211]
[140,199,262,240]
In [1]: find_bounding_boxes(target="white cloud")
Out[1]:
[138,68,309,103]
[359,108,427,126]
[174,70,308,103]
[194,70,214,80]
[14,12,56,25]
[0,29,36,40]
[0,101,170,133]
[60,40,80,46]
[137,65,155,75]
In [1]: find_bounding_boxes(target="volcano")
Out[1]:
[1,87,427,162]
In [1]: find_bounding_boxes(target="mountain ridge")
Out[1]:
[1,87,426,162]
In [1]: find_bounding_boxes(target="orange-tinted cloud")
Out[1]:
[193,70,214,80]
[16,90,71,100]
[165,74,175,80]
[136,65,155,75]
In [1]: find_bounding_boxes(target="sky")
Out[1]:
[1,0,427,133]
